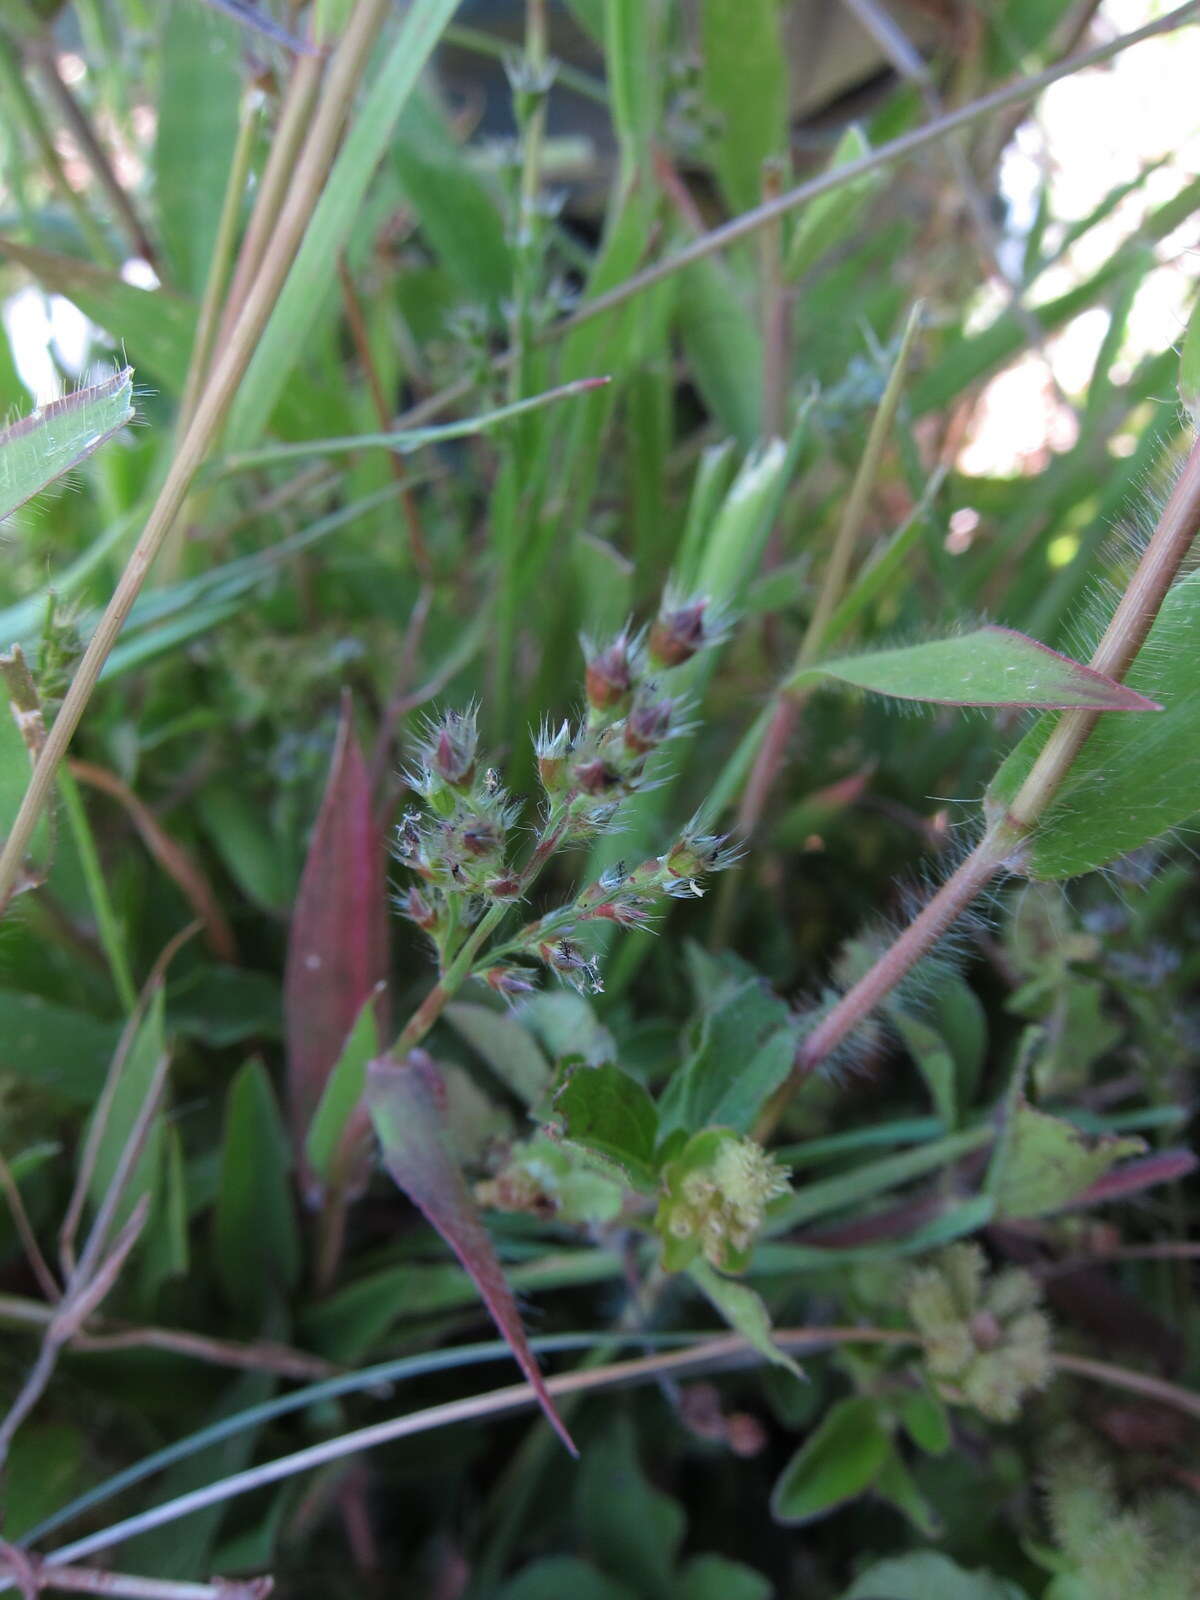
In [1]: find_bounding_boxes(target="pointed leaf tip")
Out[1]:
[366,1051,577,1455]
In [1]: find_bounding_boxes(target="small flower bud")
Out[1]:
[585,633,635,713]
[655,1131,790,1273]
[649,596,708,667]
[536,719,572,796]
[484,964,539,998]
[624,695,674,756]
[400,886,438,930]
[460,815,504,858]
[485,874,522,901]
[423,707,478,789]
[572,757,622,796]
[538,939,603,995]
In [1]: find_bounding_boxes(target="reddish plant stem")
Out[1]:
[789,429,1200,1086]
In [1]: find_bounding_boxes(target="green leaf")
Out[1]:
[659,954,796,1137]
[985,570,1200,877]
[687,1258,803,1380]
[213,1059,300,1317]
[154,0,241,295]
[896,1380,951,1457]
[786,125,884,280]
[1,1423,84,1539]
[986,1097,1144,1221]
[555,1062,659,1190]
[86,987,167,1235]
[792,626,1159,711]
[0,991,119,1104]
[0,367,133,524]
[770,1396,891,1525]
[874,1446,943,1539]
[577,1415,684,1600]
[445,1001,551,1107]
[893,1011,958,1128]
[521,991,615,1067]
[194,781,295,913]
[677,262,762,448]
[499,1559,637,1600]
[841,1553,1032,1600]
[699,0,787,213]
[305,990,381,1187]
[229,0,461,443]
[391,89,509,311]
[678,1556,771,1600]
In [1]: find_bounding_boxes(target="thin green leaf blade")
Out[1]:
[699,0,787,214]
[798,626,1159,711]
[229,0,460,443]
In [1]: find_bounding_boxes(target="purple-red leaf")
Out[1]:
[366,1051,577,1455]
[284,695,389,1196]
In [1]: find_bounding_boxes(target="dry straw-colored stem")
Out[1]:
[0,0,392,912]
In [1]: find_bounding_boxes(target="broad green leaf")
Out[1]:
[555,1062,659,1190]
[786,125,884,280]
[499,1559,637,1600]
[985,570,1200,878]
[229,0,461,444]
[896,1381,951,1457]
[1,1424,84,1539]
[577,1415,684,1600]
[166,965,282,1047]
[366,1052,575,1452]
[679,1557,771,1600]
[688,1258,803,1380]
[874,1447,943,1539]
[0,367,132,523]
[893,1011,957,1128]
[86,987,167,1235]
[770,1396,891,1525]
[305,990,381,1187]
[842,1553,1031,1600]
[445,1001,550,1107]
[792,626,1159,711]
[986,1097,1144,1220]
[659,953,796,1138]
[214,1059,300,1317]
[520,991,615,1067]
[700,0,787,213]
[0,991,119,1104]
[155,0,241,295]
[194,781,294,913]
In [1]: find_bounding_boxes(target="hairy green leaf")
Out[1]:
[0,367,132,523]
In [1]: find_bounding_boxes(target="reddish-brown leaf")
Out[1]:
[366,1051,577,1455]
[284,695,388,1196]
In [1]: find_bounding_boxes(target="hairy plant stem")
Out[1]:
[787,429,1200,1087]
[0,0,393,914]
[0,1548,270,1600]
